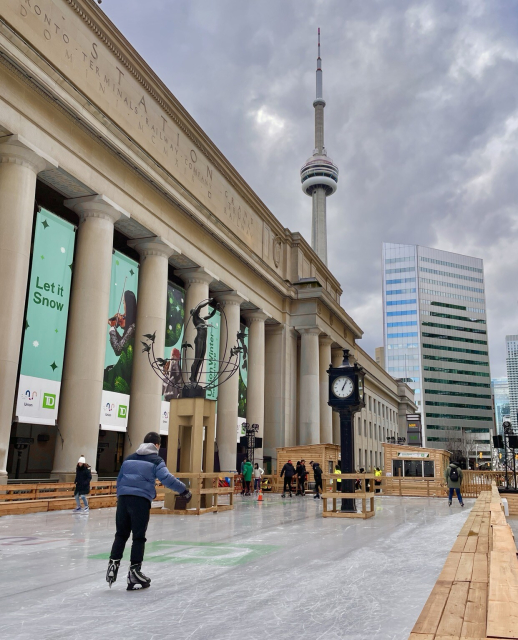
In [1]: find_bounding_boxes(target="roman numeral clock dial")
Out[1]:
[332,376,354,399]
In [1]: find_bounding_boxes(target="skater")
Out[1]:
[242,459,254,495]
[296,460,307,495]
[445,459,464,507]
[280,459,296,497]
[73,456,92,513]
[310,461,323,499]
[253,463,264,494]
[106,432,192,590]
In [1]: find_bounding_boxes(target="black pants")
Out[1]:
[110,495,151,565]
[315,479,323,496]
[283,477,293,494]
[297,477,305,494]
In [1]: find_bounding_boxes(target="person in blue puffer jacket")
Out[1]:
[106,431,192,590]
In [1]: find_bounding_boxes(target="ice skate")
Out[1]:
[448,500,452,506]
[127,563,151,591]
[106,559,120,588]
[72,507,82,513]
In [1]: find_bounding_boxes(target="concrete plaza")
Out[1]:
[0,495,471,640]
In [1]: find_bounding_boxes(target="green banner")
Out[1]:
[162,282,185,402]
[206,308,221,401]
[17,208,75,424]
[238,323,248,419]
[101,251,139,430]
[20,209,75,381]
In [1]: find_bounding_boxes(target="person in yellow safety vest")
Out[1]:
[374,467,382,493]
[334,462,342,491]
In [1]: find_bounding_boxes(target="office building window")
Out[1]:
[425,401,492,410]
[386,299,417,306]
[422,342,487,354]
[423,377,490,388]
[387,288,417,295]
[425,413,493,421]
[423,354,489,366]
[419,256,483,273]
[385,256,415,264]
[369,422,372,438]
[422,321,486,335]
[423,366,489,377]
[387,332,419,338]
[364,420,367,437]
[359,449,362,466]
[387,321,418,328]
[386,267,416,274]
[419,277,484,294]
[419,266,484,283]
[386,278,416,285]
[422,334,487,346]
[422,311,485,324]
[358,418,361,435]
[425,389,491,399]
[387,310,417,317]
[419,288,483,304]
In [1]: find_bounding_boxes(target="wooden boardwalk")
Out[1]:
[409,486,518,640]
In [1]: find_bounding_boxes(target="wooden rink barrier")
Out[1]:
[150,472,235,516]
[408,484,518,640]
[321,473,376,519]
[0,481,164,516]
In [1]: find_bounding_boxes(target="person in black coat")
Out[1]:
[73,456,92,513]
[296,460,307,496]
[310,461,323,499]
[280,460,296,497]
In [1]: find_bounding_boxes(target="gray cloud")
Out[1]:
[102,0,518,377]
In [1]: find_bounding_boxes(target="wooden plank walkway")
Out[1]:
[409,486,518,640]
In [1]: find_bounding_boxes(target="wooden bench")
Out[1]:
[0,481,165,516]
[409,485,518,639]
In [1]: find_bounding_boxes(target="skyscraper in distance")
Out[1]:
[491,377,510,436]
[382,243,492,463]
[505,336,518,429]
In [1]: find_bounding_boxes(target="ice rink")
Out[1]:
[0,494,471,640]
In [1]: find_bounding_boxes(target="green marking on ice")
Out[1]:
[41,219,49,229]
[50,361,58,372]
[89,540,280,566]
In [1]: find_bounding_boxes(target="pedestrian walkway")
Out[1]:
[0,495,471,640]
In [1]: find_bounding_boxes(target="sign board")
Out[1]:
[397,451,430,459]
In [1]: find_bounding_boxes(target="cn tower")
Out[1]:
[300,28,339,266]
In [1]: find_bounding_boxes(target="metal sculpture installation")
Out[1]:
[142,298,245,398]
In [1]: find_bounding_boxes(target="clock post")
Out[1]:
[327,349,366,513]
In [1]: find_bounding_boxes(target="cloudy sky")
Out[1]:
[102,0,518,378]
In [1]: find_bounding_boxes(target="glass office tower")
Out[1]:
[491,377,510,436]
[382,243,492,462]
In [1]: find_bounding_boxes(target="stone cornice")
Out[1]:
[175,267,217,287]
[242,310,270,324]
[215,291,248,307]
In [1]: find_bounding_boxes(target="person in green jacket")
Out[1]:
[242,459,254,496]
[444,460,465,507]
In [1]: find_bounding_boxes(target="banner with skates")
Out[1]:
[16,209,75,425]
[100,251,139,431]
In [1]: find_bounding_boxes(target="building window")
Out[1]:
[387,332,419,339]
[419,256,483,273]
[387,310,417,317]
[368,396,371,411]
[422,334,487,346]
[379,425,382,440]
[419,266,484,283]
[370,451,373,469]
[425,413,493,421]
[364,420,367,436]
[423,354,489,366]
[385,256,415,264]
[423,366,489,377]
[387,321,418,328]
[359,449,362,466]
[386,278,416,285]
[375,451,378,466]
[386,288,417,295]
[358,418,362,435]
[369,422,372,438]
[386,299,417,306]
[425,401,492,410]
[422,321,486,335]
[424,377,490,388]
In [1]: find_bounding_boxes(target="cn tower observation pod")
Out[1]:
[300,153,339,196]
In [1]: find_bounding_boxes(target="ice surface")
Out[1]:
[0,494,471,640]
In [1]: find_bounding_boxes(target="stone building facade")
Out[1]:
[0,0,415,481]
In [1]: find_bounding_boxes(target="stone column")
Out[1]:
[319,336,333,443]
[0,136,54,482]
[264,325,284,460]
[298,327,321,445]
[126,237,175,453]
[243,310,268,466]
[52,196,128,480]
[331,349,343,444]
[215,291,244,471]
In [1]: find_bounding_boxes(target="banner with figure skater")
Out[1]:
[100,251,139,431]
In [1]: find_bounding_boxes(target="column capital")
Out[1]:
[296,326,321,336]
[128,236,179,259]
[0,134,56,174]
[64,194,129,225]
[319,335,334,347]
[215,291,248,308]
[175,267,217,287]
[242,309,270,325]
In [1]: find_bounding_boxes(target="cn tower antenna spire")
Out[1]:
[300,28,338,267]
